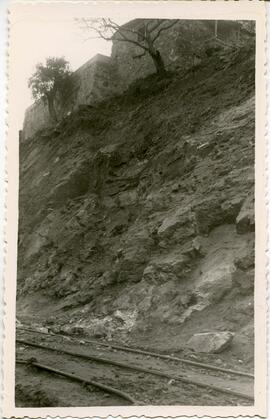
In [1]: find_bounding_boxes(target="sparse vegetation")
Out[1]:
[28,57,72,122]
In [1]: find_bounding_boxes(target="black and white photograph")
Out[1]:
[3,1,267,417]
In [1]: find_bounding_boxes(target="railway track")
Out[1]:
[17,325,254,378]
[16,358,138,405]
[16,330,254,406]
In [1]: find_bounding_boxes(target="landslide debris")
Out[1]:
[17,43,255,367]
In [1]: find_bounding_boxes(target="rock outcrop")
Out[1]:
[17,41,255,365]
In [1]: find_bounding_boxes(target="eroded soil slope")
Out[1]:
[17,43,255,367]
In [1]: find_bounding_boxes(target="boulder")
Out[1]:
[187,331,234,353]
[195,261,234,304]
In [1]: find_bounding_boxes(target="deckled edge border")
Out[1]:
[0,0,8,418]
[2,1,268,419]
[265,3,268,415]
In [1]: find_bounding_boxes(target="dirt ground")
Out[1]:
[16,328,253,407]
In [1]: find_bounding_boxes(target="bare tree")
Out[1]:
[77,18,179,77]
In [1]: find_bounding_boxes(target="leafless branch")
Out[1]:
[79,18,113,41]
[112,26,149,51]
[147,19,165,34]
[152,19,179,43]
[82,36,102,42]
[106,18,149,42]
[132,51,147,59]
[113,35,150,52]
[76,17,180,67]
[79,17,150,50]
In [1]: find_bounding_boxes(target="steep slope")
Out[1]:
[17,43,255,368]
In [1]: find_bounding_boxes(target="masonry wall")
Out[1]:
[111,20,250,89]
[23,54,121,140]
[111,20,213,89]
[23,100,52,140]
[22,20,253,140]
[76,56,123,105]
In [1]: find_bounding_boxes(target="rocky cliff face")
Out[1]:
[17,41,255,365]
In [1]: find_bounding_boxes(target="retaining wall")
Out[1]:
[22,20,253,140]
[23,54,121,140]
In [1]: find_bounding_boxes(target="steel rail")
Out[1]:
[17,326,254,379]
[17,359,138,404]
[17,338,254,402]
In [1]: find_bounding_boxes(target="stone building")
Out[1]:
[22,19,252,140]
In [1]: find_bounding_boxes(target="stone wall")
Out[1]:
[23,54,121,140]
[23,100,51,140]
[22,20,253,140]
[65,54,121,109]
[111,19,246,89]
